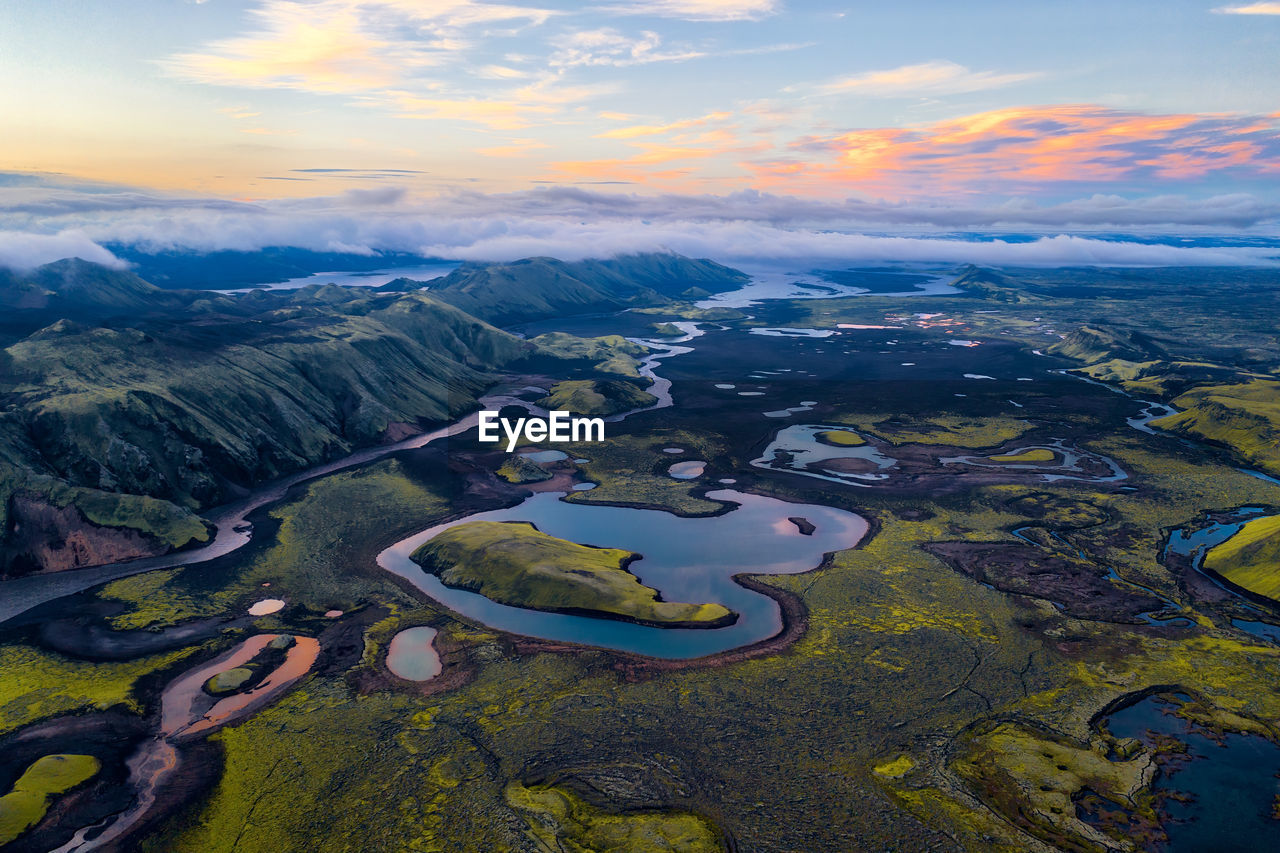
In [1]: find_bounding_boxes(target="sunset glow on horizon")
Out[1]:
[3,0,1278,205]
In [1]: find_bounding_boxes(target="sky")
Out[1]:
[2,1,1280,268]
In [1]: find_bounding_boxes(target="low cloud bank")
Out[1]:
[1,179,1277,271]
[0,230,125,271]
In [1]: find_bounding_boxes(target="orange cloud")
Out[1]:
[596,111,733,139]
[746,105,1280,197]
[814,61,1038,97]
[550,111,765,189]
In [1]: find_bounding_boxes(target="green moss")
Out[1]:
[496,455,552,484]
[816,429,865,447]
[565,431,727,515]
[872,755,916,778]
[205,667,255,696]
[954,722,1154,852]
[1153,380,1280,476]
[50,483,211,548]
[412,521,733,627]
[97,458,454,630]
[649,322,686,338]
[1203,513,1280,602]
[631,304,745,322]
[829,414,1031,448]
[0,469,211,556]
[987,447,1057,464]
[100,568,208,630]
[528,332,647,377]
[506,782,725,852]
[537,379,656,417]
[0,754,100,844]
[0,643,199,735]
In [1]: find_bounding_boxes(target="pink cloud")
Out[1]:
[746,105,1280,198]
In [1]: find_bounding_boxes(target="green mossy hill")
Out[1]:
[538,379,657,417]
[0,753,101,844]
[528,332,648,377]
[205,667,255,696]
[649,322,685,337]
[411,521,735,628]
[987,448,1057,464]
[951,265,1046,304]
[506,782,726,853]
[835,414,1031,448]
[1078,358,1241,397]
[1048,324,1160,364]
[1151,380,1280,476]
[497,455,553,484]
[0,276,537,572]
[431,253,747,325]
[268,634,296,651]
[631,303,746,322]
[816,429,865,447]
[1203,513,1280,601]
[0,472,212,576]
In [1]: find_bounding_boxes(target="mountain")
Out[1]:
[0,263,653,575]
[0,252,748,574]
[0,259,201,338]
[0,288,534,573]
[952,265,1046,304]
[1149,379,1280,477]
[1047,324,1160,364]
[430,253,747,325]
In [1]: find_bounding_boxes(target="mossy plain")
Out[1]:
[8,265,1280,850]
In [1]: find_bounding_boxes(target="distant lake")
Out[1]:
[220,262,459,292]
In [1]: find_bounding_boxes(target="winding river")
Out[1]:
[51,634,320,852]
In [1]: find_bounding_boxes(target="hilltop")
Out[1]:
[430,253,747,325]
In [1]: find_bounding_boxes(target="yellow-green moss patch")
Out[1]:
[816,429,866,447]
[0,754,100,844]
[988,447,1058,464]
[1203,513,1280,602]
[506,782,725,853]
[412,521,733,628]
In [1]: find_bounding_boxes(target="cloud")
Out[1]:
[166,0,554,94]
[596,111,733,139]
[3,178,1279,274]
[0,230,126,271]
[383,92,555,129]
[163,0,577,128]
[476,138,549,157]
[1214,3,1280,13]
[813,60,1040,98]
[748,105,1280,197]
[549,28,704,67]
[597,0,777,21]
